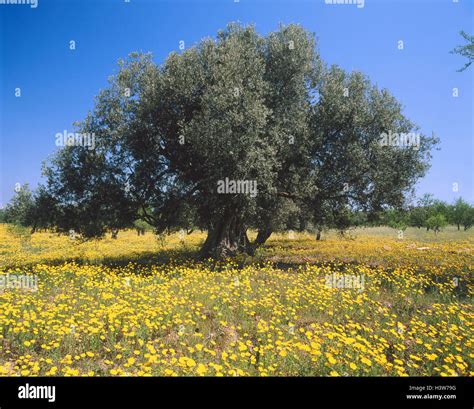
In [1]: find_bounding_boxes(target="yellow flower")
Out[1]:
[360,357,372,367]
[326,353,337,365]
[196,364,207,375]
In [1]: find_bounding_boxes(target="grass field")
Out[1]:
[0,224,472,376]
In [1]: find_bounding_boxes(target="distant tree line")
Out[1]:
[336,194,473,234]
[1,185,472,238]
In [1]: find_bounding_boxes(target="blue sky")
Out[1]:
[0,0,472,206]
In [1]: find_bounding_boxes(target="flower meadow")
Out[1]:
[0,225,472,377]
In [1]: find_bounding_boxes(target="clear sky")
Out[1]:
[0,0,472,206]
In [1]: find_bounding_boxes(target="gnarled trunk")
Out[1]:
[199,210,274,258]
[200,214,252,258]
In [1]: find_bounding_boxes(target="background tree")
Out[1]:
[460,206,474,231]
[2,184,36,228]
[451,30,474,71]
[384,209,409,231]
[448,198,471,230]
[425,214,448,234]
[41,23,438,258]
[425,199,448,231]
[409,206,428,229]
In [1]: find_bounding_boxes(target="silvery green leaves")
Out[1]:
[41,53,161,238]
[308,65,438,230]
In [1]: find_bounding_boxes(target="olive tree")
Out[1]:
[42,23,437,257]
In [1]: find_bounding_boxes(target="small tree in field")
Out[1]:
[41,23,437,258]
[426,214,448,234]
[448,198,472,231]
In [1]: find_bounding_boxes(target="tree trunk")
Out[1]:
[200,214,253,258]
[254,227,272,246]
[199,214,276,259]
